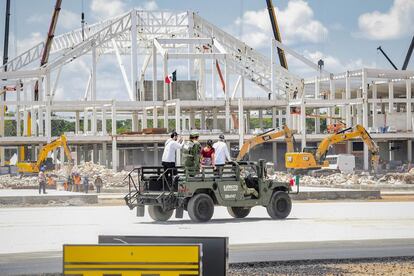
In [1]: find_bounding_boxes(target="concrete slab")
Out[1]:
[0,189,98,205]
[292,186,381,200]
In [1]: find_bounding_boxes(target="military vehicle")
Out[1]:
[124,159,299,223]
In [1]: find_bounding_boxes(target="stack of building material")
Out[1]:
[142,128,167,134]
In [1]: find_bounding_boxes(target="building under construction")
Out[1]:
[0,9,413,172]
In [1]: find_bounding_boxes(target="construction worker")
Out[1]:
[94,175,103,193]
[38,168,47,194]
[162,131,184,178]
[73,173,81,192]
[182,132,202,176]
[213,134,232,177]
[83,176,89,193]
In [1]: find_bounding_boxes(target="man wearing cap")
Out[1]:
[213,134,232,177]
[162,131,184,177]
[182,131,202,176]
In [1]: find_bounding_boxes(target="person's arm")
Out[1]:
[211,152,215,167]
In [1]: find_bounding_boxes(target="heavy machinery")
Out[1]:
[17,135,72,174]
[236,125,295,161]
[285,125,379,173]
[124,160,297,223]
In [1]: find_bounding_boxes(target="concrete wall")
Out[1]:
[143,81,197,101]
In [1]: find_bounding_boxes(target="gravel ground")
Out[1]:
[228,257,414,275]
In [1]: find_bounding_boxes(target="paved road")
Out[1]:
[1,201,414,274]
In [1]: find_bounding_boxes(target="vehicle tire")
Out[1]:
[227,207,251,218]
[187,193,214,222]
[266,191,292,219]
[148,206,173,222]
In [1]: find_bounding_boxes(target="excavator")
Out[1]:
[236,125,295,161]
[17,135,73,174]
[285,125,380,173]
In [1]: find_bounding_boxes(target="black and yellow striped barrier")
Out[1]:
[63,244,202,276]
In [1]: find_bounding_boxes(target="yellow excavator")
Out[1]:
[285,125,379,172]
[17,135,73,174]
[236,125,296,161]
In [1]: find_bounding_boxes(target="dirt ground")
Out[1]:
[229,257,414,275]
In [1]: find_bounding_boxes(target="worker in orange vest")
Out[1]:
[73,173,81,192]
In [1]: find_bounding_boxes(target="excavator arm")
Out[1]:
[236,125,295,161]
[36,135,72,168]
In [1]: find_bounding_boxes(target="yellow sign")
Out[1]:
[63,244,202,276]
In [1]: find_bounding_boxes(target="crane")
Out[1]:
[236,125,295,161]
[377,46,398,70]
[17,135,73,174]
[402,35,414,70]
[266,0,288,69]
[285,125,379,173]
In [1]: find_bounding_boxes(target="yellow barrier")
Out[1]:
[63,244,202,276]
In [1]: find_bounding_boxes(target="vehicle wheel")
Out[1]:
[227,207,251,218]
[187,193,214,222]
[148,206,173,222]
[266,191,292,219]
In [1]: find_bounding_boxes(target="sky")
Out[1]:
[1,0,414,100]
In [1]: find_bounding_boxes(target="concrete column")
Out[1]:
[372,84,378,129]
[238,98,244,148]
[271,39,277,99]
[211,59,216,100]
[112,138,118,172]
[91,45,97,134]
[345,72,351,127]
[93,144,99,164]
[163,105,169,131]
[175,100,181,133]
[406,80,412,131]
[154,143,159,165]
[60,146,65,164]
[407,140,412,163]
[246,111,251,132]
[189,111,195,130]
[356,89,362,125]
[102,142,107,167]
[37,78,44,137]
[132,112,139,132]
[84,109,89,134]
[389,82,394,114]
[199,58,206,100]
[124,148,129,167]
[212,107,218,130]
[101,108,107,135]
[389,141,395,161]
[200,110,206,130]
[225,101,230,132]
[111,101,116,135]
[44,74,51,142]
[153,107,158,128]
[152,42,158,101]
[143,144,148,165]
[272,107,277,128]
[16,82,21,137]
[76,145,81,165]
[272,142,277,168]
[362,71,369,171]
[286,106,291,129]
[92,107,97,135]
[315,109,321,134]
[328,76,336,126]
[75,111,80,134]
[142,109,148,129]
[258,109,263,129]
[300,103,306,150]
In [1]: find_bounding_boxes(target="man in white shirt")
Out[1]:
[213,134,232,177]
[162,131,184,177]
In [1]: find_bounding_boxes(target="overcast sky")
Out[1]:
[1,0,413,100]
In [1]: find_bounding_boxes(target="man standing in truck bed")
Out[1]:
[162,131,184,178]
[213,134,232,177]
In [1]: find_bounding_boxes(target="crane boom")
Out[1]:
[236,125,295,161]
[377,46,398,70]
[266,0,288,69]
[402,36,414,70]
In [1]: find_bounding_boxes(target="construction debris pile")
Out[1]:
[269,169,414,187]
[0,162,129,190]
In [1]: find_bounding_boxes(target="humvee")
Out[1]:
[124,160,298,222]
